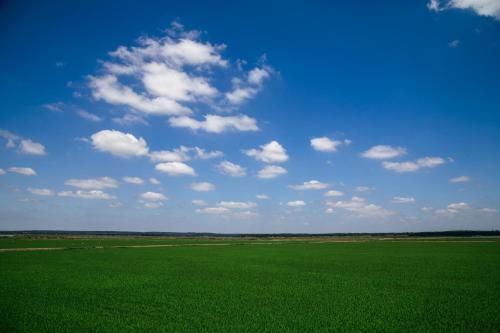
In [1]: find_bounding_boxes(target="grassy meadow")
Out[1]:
[1,236,499,332]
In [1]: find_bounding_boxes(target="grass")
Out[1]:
[1,237,499,332]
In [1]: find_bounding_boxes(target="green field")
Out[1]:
[1,237,500,332]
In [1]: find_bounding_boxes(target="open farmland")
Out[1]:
[1,236,500,332]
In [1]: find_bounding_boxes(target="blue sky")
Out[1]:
[1,0,499,232]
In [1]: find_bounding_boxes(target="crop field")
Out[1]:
[1,236,500,332]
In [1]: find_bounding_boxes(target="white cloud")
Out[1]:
[149,146,222,162]
[449,175,470,183]
[91,130,149,158]
[383,157,447,173]
[1,130,46,156]
[19,139,46,156]
[391,196,416,204]
[325,208,335,214]
[191,182,215,192]
[65,177,118,190]
[123,176,144,185]
[430,0,500,20]
[448,40,460,48]
[435,202,471,215]
[361,145,406,160]
[169,114,258,133]
[0,168,5,175]
[324,190,344,197]
[149,177,161,185]
[244,141,288,163]
[427,0,441,11]
[257,165,287,179]
[354,186,375,192]
[143,202,164,209]
[42,102,65,113]
[217,201,257,209]
[452,0,500,19]
[112,113,149,126]
[155,162,196,176]
[77,110,102,122]
[327,196,395,218]
[479,208,497,213]
[8,167,36,176]
[217,160,246,177]
[289,180,328,190]
[287,200,306,207]
[256,194,270,200]
[0,129,20,148]
[90,75,192,116]
[447,202,470,210]
[27,188,55,196]
[310,137,350,152]
[248,67,271,86]
[140,191,167,201]
[196,207,230,214]
[58,190,116,200]
[192,199,207,206]
[88,22,270,127]
[225,66,271,105]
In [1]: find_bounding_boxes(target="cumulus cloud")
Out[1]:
[0,129,20,148]
[257,165,287,179]
[91,130,149,158]
[391,196,416,204]
[217,160,246,177]
[256,194,270,200]
[310,137,350,152]
[65,177,118,190]
[448,40,460,48]
[289,180,328,190]
[149,177,161,185]
[196,206,230,214]
[42,102,65,113]
[448,202,470,210]
[354,186,375,192]
[169,114,258,133]
[449,175,470,183]
[191,182,215,192]
[58,190,116,200]
[225,66,272,105]
[149,145,222,162]
[155,162,196,176]
[1,130,46,155]
[196,200,258,217]
[140,191,168,201]
[382,157,448,173]
[88,21,270,131]
[123,176,144,185]
[27,188,55,196]
[8,167,36,176]
[287,200,306,207]
[324,190,344,197]
[244,141,288,163]
[112,113,149,126]
[19,139,46,156]
[217,201,257,209]
[327,196,395,218]
[143,202,164,209]
[361,145,406,160]
[428,0,500,20]
[479,208,497,213]
[77,110,102,122]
